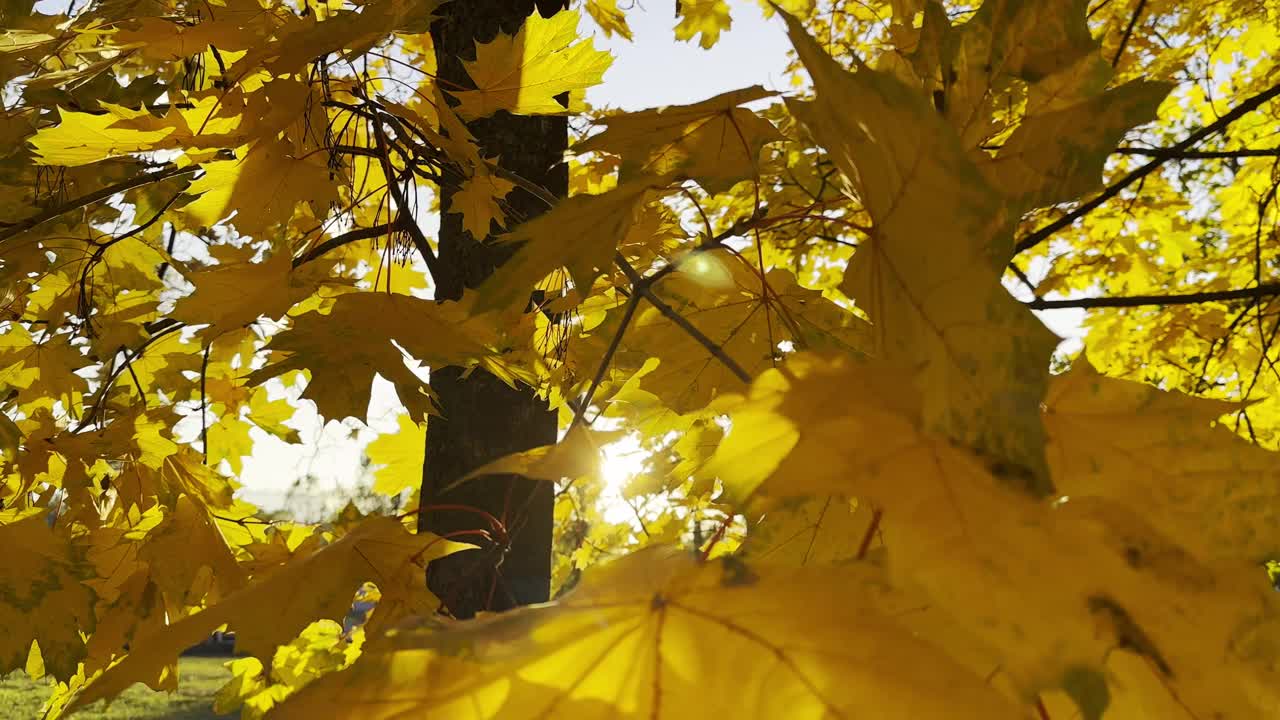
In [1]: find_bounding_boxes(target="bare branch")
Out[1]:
[1114,146,1280,159]
[1026,283,1280,310]
[372,119,442,279]
[1111,0,1147,67]
[293,219,408,267]
[0,164,199,244]
[1014,81,1280,255]
[570,294,640,431]
[615,254,752,384]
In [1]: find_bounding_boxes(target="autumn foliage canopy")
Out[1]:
[2,0,1280,718]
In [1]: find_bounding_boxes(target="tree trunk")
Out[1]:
[420,0,568,619]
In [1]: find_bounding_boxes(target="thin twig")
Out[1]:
[1114,146,1280,159]
[1026,283,1280,310]
[1111,0,1147,67]
[78,191,182,331]
[571,294,640,431]
[1007,262,1041,298]
[0,164,199,244]
[856,508,883,561]
[371,118,442,278]
[615,254,751,384]
[73,321,184,432]
[200,341,211,464]
[292,219,407,267]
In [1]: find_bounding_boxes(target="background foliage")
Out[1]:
[2,0,1280,717]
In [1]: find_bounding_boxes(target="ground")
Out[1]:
[0,656,232,719]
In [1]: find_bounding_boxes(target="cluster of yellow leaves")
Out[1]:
[450,10,613,120]
[2,0,1280,718]
[214,620,365,719]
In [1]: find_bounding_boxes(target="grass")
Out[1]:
[0,656,235,719]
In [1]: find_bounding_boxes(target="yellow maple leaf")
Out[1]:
[0,511,97,681]
[113,17,258,62]
[579,258,869,414]
[705,352,1280,717]
[269,546,1022,720]
[575,86,782,194]
[136,495,247,617]
[170,247,294,337]
[247,388,301,445]
[583,0,632,40]
[474,178,660,313]
[448,167,516,240]
[1044,357,1280,564]
[738,495,875,567]
[183,140,337,236]
[215,620,364,720]
[781,10,1059,494]
[445,426,620,491]
[29,105,182,166]
[983,80,1171,211]
[249,293,499,422]
[364,414,425,497]
[674,0,732,49]
[450,9,614,120]
[0,325,88,413]
[226,0,442,81]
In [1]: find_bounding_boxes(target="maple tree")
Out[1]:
[2,0,1280,717]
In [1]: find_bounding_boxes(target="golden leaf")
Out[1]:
[674,0,732,49]
[706,352,1280,717]
[450,9,614,120]
[271,547,1021,720]
[183,140,338,236]
[449,167,516,240]
[249,293,499,422]
[364,414,425,497]
[171,248,294,337]
[61,517,470,714]
[1045,358,1280,564]
[782,10,1059,494]
[475,178,660,313]
[0,511,96,681]
[576,86,782,194]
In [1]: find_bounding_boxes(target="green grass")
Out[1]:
[0,656,235,719]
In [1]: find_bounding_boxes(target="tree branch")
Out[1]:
[1014,81,1280,255]
[0,164,199,244]
[1113,146,1280,159]
[1026,283,1280,310]
[1111,0,1147,67]
[292,219,408,267]
[615,254,752,384]
[73,321,185,432]
[372,119,442,279]
[570,293,640,431]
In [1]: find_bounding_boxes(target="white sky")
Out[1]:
[236,1,797,510]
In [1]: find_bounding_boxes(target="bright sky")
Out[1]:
[236,1,797,511]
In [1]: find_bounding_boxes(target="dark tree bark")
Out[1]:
[420,0,568,619]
